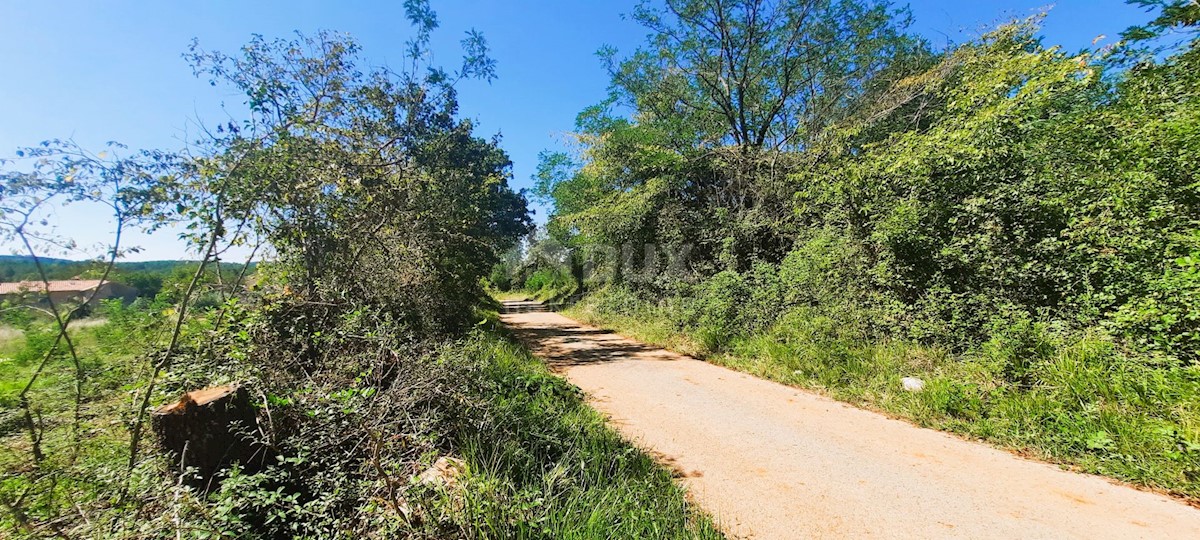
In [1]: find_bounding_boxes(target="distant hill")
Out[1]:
[0,255,83,282]
[0,255,201,283]
[0,254,76,265]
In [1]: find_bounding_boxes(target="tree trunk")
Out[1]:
[152,385,265,491]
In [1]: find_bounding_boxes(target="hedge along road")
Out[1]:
[500,301,1200,539]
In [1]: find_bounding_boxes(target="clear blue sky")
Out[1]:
[0,1,1151,260]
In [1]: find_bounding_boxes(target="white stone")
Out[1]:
[901,376,926,392]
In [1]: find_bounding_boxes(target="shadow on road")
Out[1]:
[502,314,680,368]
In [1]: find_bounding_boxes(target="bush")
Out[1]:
[488,263,514,291]
[1109,252,1200,365]
[182,324,719,538]
[693,270,746,349]
[523,266,577,301]
[559,22,1200,363]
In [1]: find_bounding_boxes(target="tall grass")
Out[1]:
[436,334,722,538]
[1,302,720,538]
[0,305,163,537]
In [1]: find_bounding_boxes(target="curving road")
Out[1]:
[501,302,1200,539]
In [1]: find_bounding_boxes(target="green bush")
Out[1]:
[694,270,746,349]
[522,266,578,301]
[488,263,514,291]
[1110,251,1200,364]
[180,331,719,539]
[553,20,1200,364]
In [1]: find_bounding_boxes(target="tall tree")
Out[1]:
[537,0,929,274]
[185,19,531,331]
[606,0,929,150]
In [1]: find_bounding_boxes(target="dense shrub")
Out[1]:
[780,22,1200,360]
[550,17,1200,364]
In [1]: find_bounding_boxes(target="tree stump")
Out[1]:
[152,384,264,490]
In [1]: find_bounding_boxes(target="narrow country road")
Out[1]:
[500,302,1200,539]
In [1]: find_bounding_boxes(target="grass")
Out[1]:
[488,289,533,302]
[0,312,154,537]
[435,333,722,538]
[0,326,27,404]
[566,294,1200,501]
[2,303,721,538]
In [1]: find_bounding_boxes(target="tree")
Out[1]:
[606,0,929,151]
[535,1,930,276]
[1123,0,1200,43]
[185,21,531,332]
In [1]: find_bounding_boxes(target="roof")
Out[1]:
[0,279,105,295]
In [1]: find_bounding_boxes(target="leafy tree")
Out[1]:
[537,0,930,276]
[1123,0,1200,42]
[606,0,929,150]
[546,5,1200,364]
[0,2,536,534]
[185,22,531,333]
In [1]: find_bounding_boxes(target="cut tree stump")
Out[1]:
[152,384,264,490]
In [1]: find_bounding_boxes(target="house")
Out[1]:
[0,279,138,307]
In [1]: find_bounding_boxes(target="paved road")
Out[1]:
[501,303,1200,539]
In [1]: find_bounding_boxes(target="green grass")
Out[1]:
[0,313,157,537]
[566,296,1200,501]
[0,326,27,404]
[488,289,533,302]
[428,333,722,539]
[2,304,721,538]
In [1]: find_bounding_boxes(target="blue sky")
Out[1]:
[0,1,1152,260]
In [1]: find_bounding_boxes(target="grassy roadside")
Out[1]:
[564,292,1200,501]
[2,302,721,538]
[442,330,722,538]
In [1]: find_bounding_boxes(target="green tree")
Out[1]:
[1123,0,1200,42]
[607,0,929,150]
[537,0,930,274]
[186,21,531,332]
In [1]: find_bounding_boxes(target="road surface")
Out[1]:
[501,302,1200,539]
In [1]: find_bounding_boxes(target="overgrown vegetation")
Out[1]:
[6,0,1200,535]
[535,0,1200,499]
[1,306,717,537]
[0,3,715,537]
[487,230,580,302]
